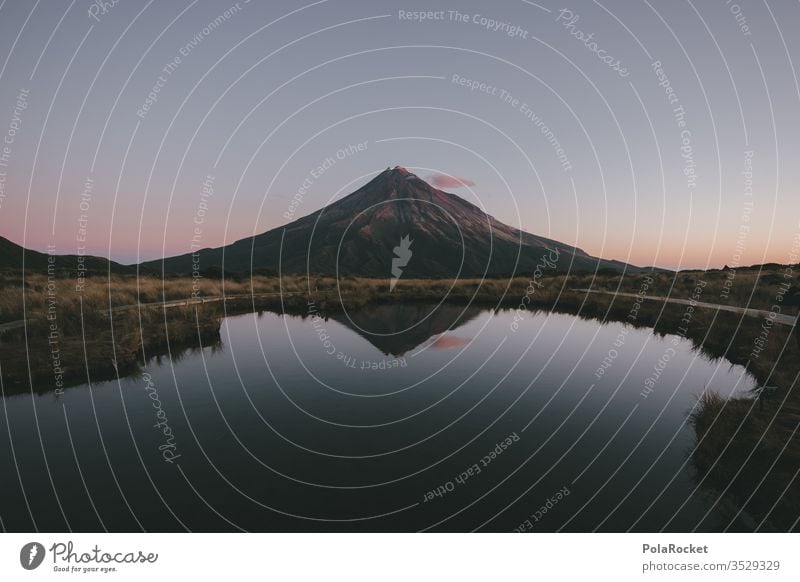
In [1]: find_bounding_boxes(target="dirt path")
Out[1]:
[0,292,303,334]
[107,291,301,313]
[576,288,798,327]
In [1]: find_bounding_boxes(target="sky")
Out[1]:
[0,0,798,269]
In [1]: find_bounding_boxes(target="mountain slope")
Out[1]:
[0,235,133,274]
[142,166,646,277]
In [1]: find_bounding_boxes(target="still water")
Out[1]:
[0,303,755,531]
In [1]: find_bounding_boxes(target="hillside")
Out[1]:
[0,235,133,275]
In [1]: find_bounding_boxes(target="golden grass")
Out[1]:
[1,264,795,325]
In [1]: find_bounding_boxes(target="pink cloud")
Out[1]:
[427,174,476,189]
[431,335,472,350]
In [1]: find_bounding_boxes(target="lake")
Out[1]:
[0,302,756,531]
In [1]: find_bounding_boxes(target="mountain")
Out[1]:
[0,235,133,274]
[142,166,647,277]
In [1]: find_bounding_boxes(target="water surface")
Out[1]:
[0,303,755,531]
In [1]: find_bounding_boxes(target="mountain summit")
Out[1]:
[144,166,642,277]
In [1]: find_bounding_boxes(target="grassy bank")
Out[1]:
[2,263,797,324]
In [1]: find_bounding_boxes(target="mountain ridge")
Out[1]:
[0,235,134,274]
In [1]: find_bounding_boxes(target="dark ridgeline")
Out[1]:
[0,235,134,274]
[141,166,647,277]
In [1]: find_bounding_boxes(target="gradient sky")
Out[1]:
[0,0,798,269]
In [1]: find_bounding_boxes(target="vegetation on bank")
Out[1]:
[1,262,797,324]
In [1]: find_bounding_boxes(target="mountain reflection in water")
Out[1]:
[0,300,760,532]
